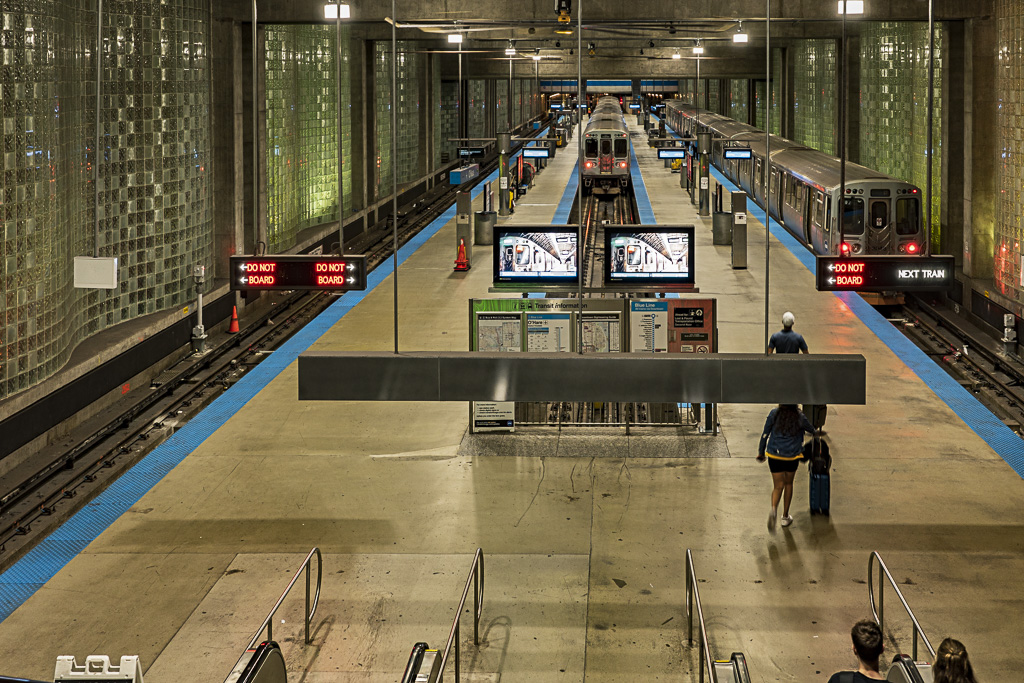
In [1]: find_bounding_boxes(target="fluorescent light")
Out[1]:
[672,52,681,60]
[692,46,704,55]
[733,32,748,43]
[323,3,350,19]
[838,0,864,14]
[505,44,516,56]
[448,33,463,44]
[532,55,542,61]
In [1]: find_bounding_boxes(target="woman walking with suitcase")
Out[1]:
[756,404,815,531]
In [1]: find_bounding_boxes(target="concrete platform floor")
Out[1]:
[0,121,1021,683]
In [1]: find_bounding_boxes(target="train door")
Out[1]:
[867,189,892,252]
[600,135,613,172]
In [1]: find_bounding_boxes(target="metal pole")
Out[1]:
[252,0,258,253]
[392,0,399,353]
[764,0,771,354]
[839,4,847,254]
[336,8,345,256]
[508,54,513,132]
[926,0,935,254]
[576,0,583,353]
[458,38,463,139]
[94,0,103,257]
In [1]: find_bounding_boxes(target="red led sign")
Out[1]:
[230,255,367,292]
[815,255,954,292]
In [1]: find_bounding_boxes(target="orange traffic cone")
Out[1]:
[228,305,240,333]
[454,237,470,271]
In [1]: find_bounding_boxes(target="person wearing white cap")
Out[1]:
[767,311,808,354]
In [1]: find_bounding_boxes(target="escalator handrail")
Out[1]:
[246,547,323,650]
[730,652,752,683]
[685,549,719,683]
[891,654,927,683]
[868,551,936,660]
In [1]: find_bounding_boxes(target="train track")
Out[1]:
[0,131,541,569]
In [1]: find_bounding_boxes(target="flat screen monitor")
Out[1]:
[605,225,696,286]
[657,148,688,159]
[522,147,551,158]
[494,226,579,285]
[724,147,753,159]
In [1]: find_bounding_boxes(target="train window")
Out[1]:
[870,188,891,197]
[896,198,920,235]
[870,200,889,229]
[770,169,779,197]
[614,138,628,157]
[600,138,612,156]
[842,197,865,235]
[585,138,598,157]
[785,177,803,209]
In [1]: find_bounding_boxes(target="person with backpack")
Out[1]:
[933,638,979,683]
[827,619,886,682]
[756,404,815,531]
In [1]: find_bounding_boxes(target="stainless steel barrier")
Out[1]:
[436,548,486,683]
[246,547,324,650]
[868,551,936,661]
[685,549,720,683]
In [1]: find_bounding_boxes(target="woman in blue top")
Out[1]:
[756,404,814,531]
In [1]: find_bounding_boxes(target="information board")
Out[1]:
[629,301,669,353]
[723,148,753,160]
[473,312,521,432]
[229,255,367,292]
[815,255,954,292]
[522,147,552,159]
[458,146,487,158]
[658,148,688,160]
[668,299,716,353]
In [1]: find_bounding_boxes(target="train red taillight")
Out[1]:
[840,242,852,255]
[584,161,595,169]
[618,161,628,169]
[907,243,918,254]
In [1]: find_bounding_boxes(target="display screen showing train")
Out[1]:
[494,228,578,284]
[663,100,926,257]
[582,96,631,195]
[605,226,696,286]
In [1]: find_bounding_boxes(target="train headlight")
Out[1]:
[840,242,851,255]
[584,161,595,169]
[906,242,919,254]
[618,161,628,168]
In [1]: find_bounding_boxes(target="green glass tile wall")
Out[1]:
[997,1,1024,298]
[265,25,351,254]
[439,81,458,164]
[0,0,212,399]
[707,79,721,114]
[680,79,695,105]
[374,41,421,199]
[432,58,442,169]
[792,40,837,155]
[729,80,749,122]
[468,80,486,138]
[859,22,943,252]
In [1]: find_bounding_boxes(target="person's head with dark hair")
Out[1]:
[851,619,884,667]
[933,638,978,683]
[773,404,802,437]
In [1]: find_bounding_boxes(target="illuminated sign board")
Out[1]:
[494,225,579,285]
[230,255,367,292]
[522,147,551,159]
[657,148,688,159]
[605,225,696,287]
[549,103,564,110]
[458,146,486,158]
[723,148,753,159]
[815,255,954,292]
[628,103,641,110]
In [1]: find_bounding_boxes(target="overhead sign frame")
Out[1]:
[230,255,368,292]
[814,255,955,292]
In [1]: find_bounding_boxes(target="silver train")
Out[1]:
[582,96,631,195]
[663,101,926,256]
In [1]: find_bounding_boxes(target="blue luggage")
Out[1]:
[809,472,831,515]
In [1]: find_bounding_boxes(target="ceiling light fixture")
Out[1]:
[838,0,864,14]
[733,21,748,43]
[692,43,704,55]
[323,2,350,19]
[447,33,463,44]
[672,51,681,60]
[505,41,516,56]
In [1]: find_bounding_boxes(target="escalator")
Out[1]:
[712,652,752,683]
[886,653,933,683]
[223,641,287,683]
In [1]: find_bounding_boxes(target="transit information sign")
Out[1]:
[815,255,954,292]
[230,255,367,292]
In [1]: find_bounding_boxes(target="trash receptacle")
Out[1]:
[474,211,497,245]
[712,211,732,245]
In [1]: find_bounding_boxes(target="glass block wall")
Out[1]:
[707,79,721,113]
[680,79,695,105]
[1,0,212,399]
[792,39,837,155]
[468,80,486,138]
[264,25,351,253]
[496,87,509,132]
[997,0,1024,298]
[859,22,943,252]
[439,81,459,163]
[374,41,421,199]
[432,58,442,169]
[753,53,783,135]
[729,80,749,123]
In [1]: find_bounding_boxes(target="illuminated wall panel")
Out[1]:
[997,1,1024,299]
[792,39,837,155]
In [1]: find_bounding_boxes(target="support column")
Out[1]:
[963,18,996,279]
[212,19,244,280]
[945,22,965,264]
[845,35,861,164]
[348,37,369,217]
[417,53,431,182]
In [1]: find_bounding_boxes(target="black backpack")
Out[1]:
[803,434,832,475]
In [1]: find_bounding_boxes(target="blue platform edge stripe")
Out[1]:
[707,165,1024,479]
[629,139,656,225]
[0,165,507,622]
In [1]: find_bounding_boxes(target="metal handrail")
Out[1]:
[246,547,323,649]
[685,549,719,683]
[436,548,486,683]
[867,551,935,661]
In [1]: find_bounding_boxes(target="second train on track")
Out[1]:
[582,96,632,196]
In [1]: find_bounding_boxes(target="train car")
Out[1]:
[582,96,631,195]
[663,100,926,257]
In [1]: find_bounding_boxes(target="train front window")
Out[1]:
[614,138,628,157]
[600,137,612,156]
[896,198,920,235]
[585,138,598,157]
[870,200,889,229]
[842,197,865,235]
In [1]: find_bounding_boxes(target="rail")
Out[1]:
[685,549,719,683]
[437,548,486,683]
[868,551,935,660]
[246,547,323,649]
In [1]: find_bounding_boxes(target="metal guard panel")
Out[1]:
[298,352,866,404]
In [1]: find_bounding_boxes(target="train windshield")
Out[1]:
[614,138,628,157]
[896,198,920,235]
[600,137,612,156]
[842,197,865,235]
[585,138,598,157]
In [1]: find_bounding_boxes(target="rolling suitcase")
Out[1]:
[805,434,831,515]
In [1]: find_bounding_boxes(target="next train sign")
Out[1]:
[815,255,954,292]
[230,255,367,292]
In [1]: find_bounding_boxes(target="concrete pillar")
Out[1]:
[417,54,431,181]
[963,18,996,279]
[944,23,964,263]
[211,18,244,279]
[348,37,369,216]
